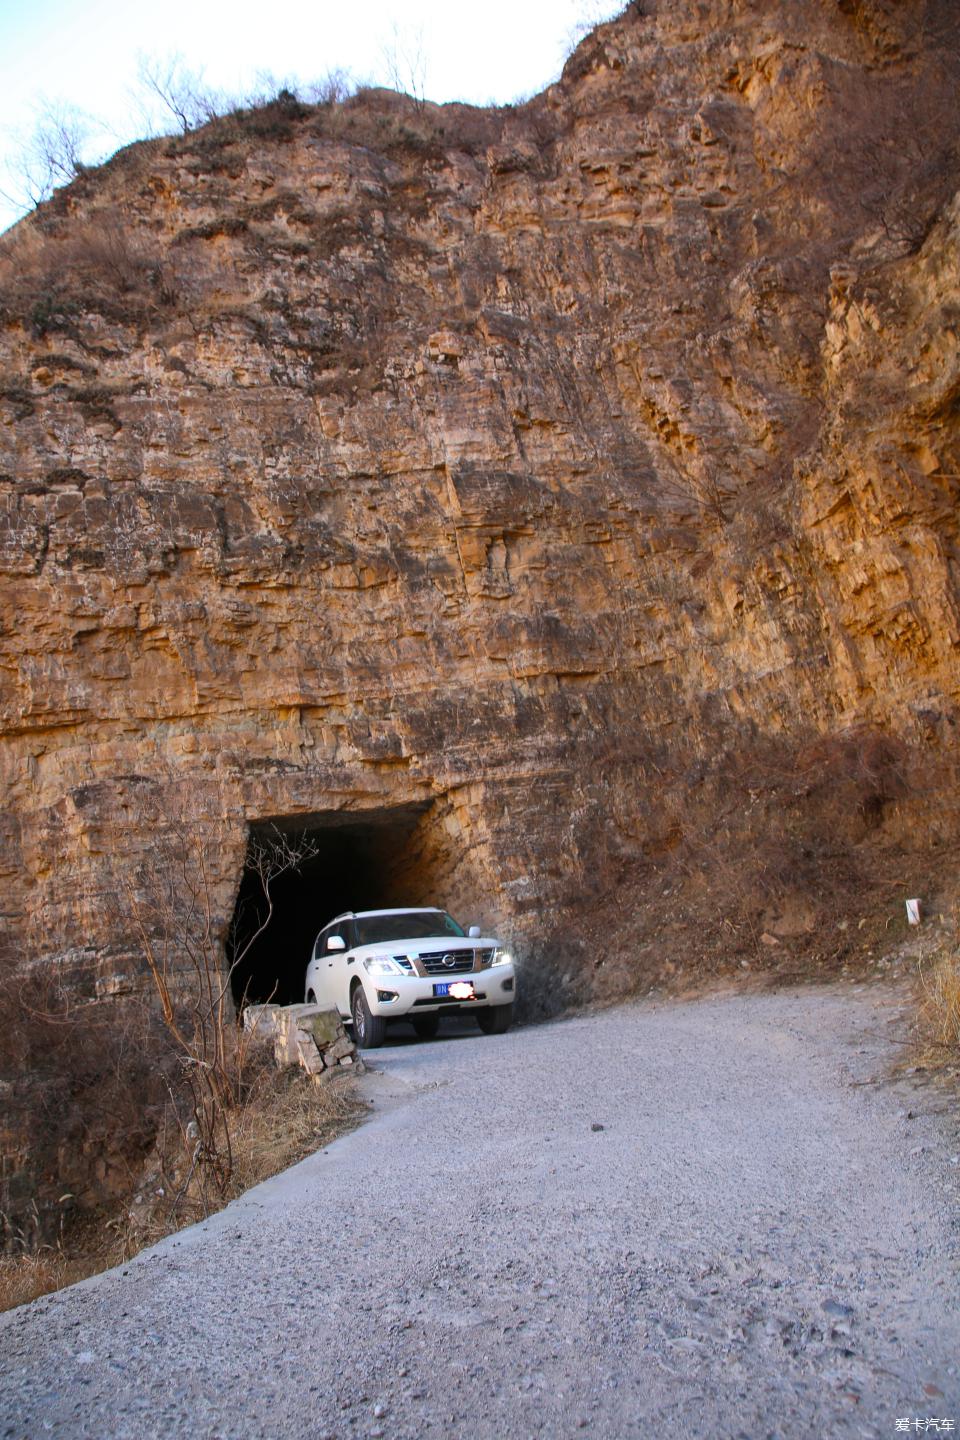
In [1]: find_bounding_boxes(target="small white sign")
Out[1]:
[905,898,921,926]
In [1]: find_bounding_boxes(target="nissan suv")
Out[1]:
[304,907,516,1048]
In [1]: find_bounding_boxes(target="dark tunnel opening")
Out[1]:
[227,804,435,1007]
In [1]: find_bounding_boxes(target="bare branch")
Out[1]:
[136,53,226,135]
[381,23,429,111]
[108,804,319,1199]
[5,100,106,213]
[303,69,354,107]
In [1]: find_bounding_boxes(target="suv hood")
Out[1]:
[351,937,501,957]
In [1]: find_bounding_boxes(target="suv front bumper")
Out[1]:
[363,966,516,1017]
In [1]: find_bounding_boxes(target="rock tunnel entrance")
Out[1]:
[227,802,442,1007]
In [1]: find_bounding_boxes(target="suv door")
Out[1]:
[308,926,331,1005]
[327,918,356,1017]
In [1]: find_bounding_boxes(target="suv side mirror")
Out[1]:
[327,934,346,952]
[468,925,481,939]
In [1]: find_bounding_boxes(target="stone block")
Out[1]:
[273,1036,292,1069]
[299,1008,343,1048]
[243,1004,284,1036]
[296,1034,324,1076]
[252,1003,348,1069]
[272,1015,301,1067]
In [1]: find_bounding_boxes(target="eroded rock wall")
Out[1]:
[0,0,958,1013]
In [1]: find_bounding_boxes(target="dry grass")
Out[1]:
[0,1205,139,1312]
[0,1248,69,1313]
[0,969,175,1260]
[227,1062,365,1200]
[0,1207,129,1313]
[917,942,960,1069]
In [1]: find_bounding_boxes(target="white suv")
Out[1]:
[304,907,516,1048]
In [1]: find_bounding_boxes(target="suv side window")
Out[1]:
[339,919,357,950]
[313,926,330,961]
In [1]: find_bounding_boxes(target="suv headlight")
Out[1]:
[362,956,404,976]
[491,948,513,968]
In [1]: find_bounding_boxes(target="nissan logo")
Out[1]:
[442,954,457,968]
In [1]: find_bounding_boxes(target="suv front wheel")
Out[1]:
[351,984,388,1049]
[477,1004,513,1035]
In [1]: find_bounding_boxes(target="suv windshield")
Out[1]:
[354,911,466,945]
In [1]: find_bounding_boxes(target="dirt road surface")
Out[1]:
[2,984,958,1439]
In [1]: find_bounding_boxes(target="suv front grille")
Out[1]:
[417,950,475,975]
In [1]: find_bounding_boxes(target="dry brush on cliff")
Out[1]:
[916,931,960,1071]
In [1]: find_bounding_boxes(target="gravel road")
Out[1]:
[2,983,958,1439]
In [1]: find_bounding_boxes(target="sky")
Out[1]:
[0,0,623,233]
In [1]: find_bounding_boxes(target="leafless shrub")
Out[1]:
[0,208,175,332]
[71,210,166,294]
[565,0,636,51]
[237,69,355,113]
[381,24,429,112]
[681,466,735,528]
[134,59,352,148]
[600,725,923,986]
[790,729,911,831]
[113,818,319,1201]
[303,69,355,107]
[854,113,959,256]
[0,101,110,215]
[136,53,229,135]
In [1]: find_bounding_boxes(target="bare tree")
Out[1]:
[303,68,354,107]
[115,818,318,1201]
[134,56,348,137]
[136,53,227,135]
[381,24,428,111]
[1,58,358,223]
[1,101,106,213]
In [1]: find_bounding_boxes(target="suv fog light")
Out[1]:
[501,977,514,993]
[377,989,399,1003]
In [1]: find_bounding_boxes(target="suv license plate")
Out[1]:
[433,981,475,999]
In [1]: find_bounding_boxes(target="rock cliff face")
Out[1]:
[1,0,958,1033]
